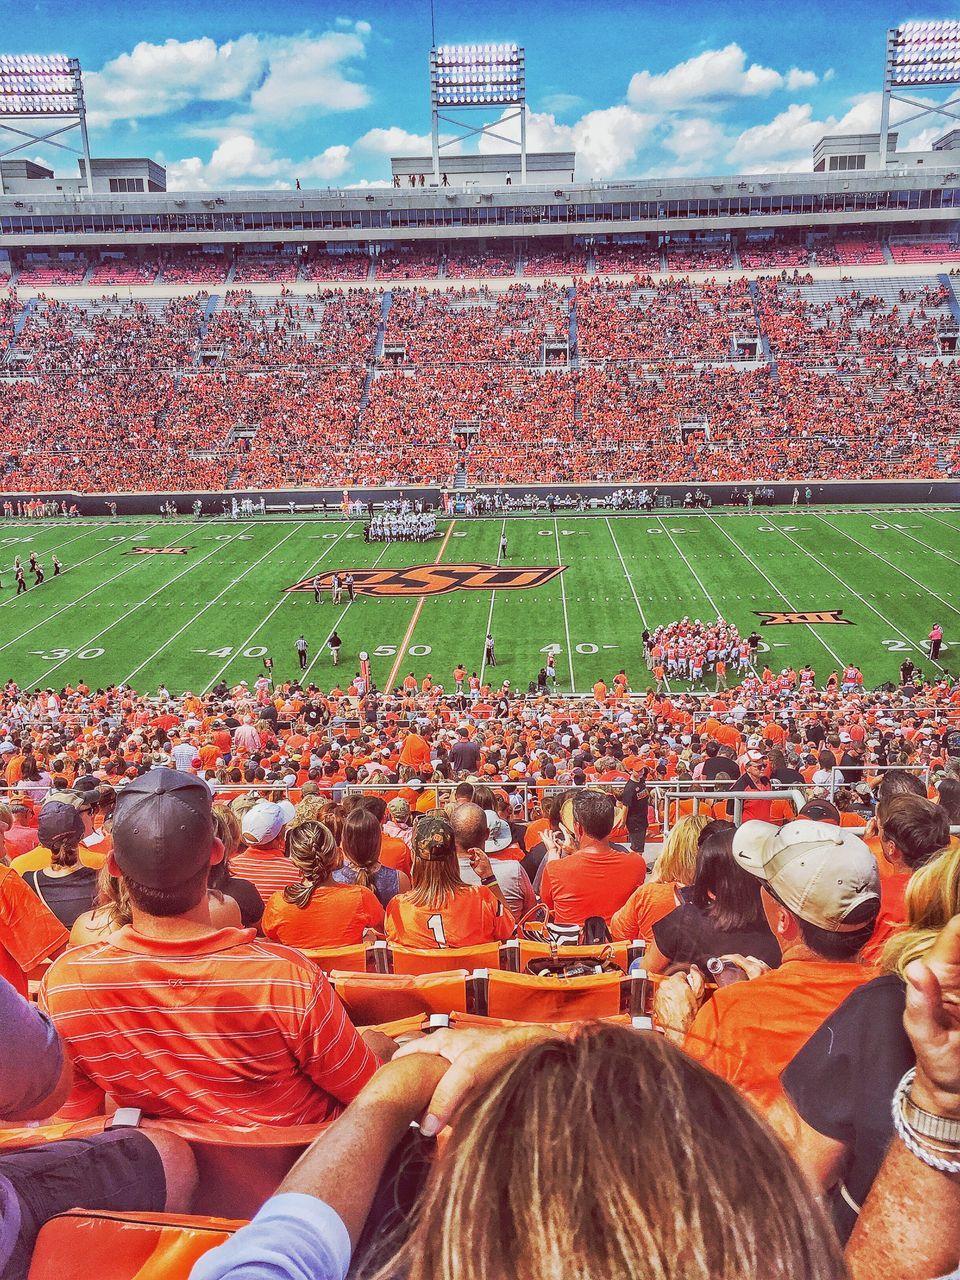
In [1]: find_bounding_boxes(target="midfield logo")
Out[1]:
[128,547,191,555]
[285,564,566,598]
[754,609,853,626]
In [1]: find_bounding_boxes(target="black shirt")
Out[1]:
[219,874,265,928]
[652,894,781,971]
[700,757,739,783]
[781,974,913,1243]
[24,866,98,929]
[450,740,481,773]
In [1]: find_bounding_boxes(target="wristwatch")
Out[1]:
[904,1090,960,1143]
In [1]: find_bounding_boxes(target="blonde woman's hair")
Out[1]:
[282,820,340,909]
[94,863,131,931]
[409,814,464,909]
[652,814,711,885]
[212,804,241,859]
[881,842,960,977]
[369,1024,844,1280]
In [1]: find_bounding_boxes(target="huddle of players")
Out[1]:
[645,616,752,681]
[365,511,437,542]
[10,551,62,594]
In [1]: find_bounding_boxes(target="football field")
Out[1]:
[0,507,957,697]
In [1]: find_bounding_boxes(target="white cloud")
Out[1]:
[627,43,816,108]
[354,126,433,155]
[166,133,351,190]
[479,105,657,180]
[786,68,819,90]
[663,117,728,159]
[84,29,371,128]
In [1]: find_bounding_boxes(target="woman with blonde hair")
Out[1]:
[611,813,709,942]
[261,819,384,948]
[773,840,959,1243]
[385,813,514,949]
[193,1022,847,1280]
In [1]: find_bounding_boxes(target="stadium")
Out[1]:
[1,13,959,1280]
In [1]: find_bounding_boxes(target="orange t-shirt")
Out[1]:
[11,844,106,874]
[683,957,877,1113]
[385,886,514,948]
[0,864,68,996]
[379,834,412,877]
[860,870,911,967]
[610,881,682,943]
[262,885,384,948]
[540,846,647,926]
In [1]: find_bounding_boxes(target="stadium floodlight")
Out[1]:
[0,54,93,194]
[429,42,527,184]
[880,21,960,165]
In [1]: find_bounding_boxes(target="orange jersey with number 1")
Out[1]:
[385,885,515,948]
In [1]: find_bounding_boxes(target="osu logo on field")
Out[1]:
[128,547,191,555]
[285,563,566,598]
[754,609,853,626]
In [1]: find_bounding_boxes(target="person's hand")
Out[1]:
[468,848,494,880]
[392,1025,558,1136]
[904,914,960,1120]
[863,815,880,840]
[653,965,708,1045]
[717,954,772,982]
[360,1029,399,1063]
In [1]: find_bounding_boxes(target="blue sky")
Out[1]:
[10,1,960,189]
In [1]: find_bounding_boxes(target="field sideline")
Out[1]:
[0,507,957,695]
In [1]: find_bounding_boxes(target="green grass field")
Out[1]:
[0,507,957,696]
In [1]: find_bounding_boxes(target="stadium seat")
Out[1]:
[330,970,474,1024]
[481,969,627,1022]
[501,939,635,973]
[27,1209,243,1280]
[387,942,503,974]
[299,944,377,974]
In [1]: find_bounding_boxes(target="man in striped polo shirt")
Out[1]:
[40,770,384,1126]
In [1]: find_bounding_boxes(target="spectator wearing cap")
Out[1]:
[19,803,98,930]
[39,770,382,1125]
[483,810,524,863]
[9,788,105,874]
[231,800,300,902]
[384,796,413,850]
[654,819,881,1114]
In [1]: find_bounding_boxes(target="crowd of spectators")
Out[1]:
[1,268,959,490]
[1,661,960,1274]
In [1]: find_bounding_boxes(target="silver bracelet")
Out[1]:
[892,1070,960,1176]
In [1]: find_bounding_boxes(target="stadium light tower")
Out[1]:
[880,21,960,164]
[429,43,526,184]
[0,54,93,195]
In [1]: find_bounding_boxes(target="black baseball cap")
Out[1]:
[38,801,84,847]
[798,799,841,825]
[112,769,214,889]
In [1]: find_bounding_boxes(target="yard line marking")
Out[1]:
[0,520,174,654]
[765,517,944,670]
[302,541,392,680]
[0,520,167,612]
[0,520,112,576]
[202,521,359,692]
[479,518,506,686]
[809,513,960,622]
[554,518,575,693]
[868,514,960,572]
[120,523,307,685]
[605,516,664,691]
[916,509,960,539]
[654,514,724,618]
[21,524,255,687]
[701,511,846,668]
[386,521,457,692]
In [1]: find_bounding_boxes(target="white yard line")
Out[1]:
[554,518,576,693]
[302,540,393,680]
[203,521,358,692]
[766,516,944,670]
[0,520,167,612]
[0,520,112,576]
[21,525,256,687]
[875,517,960,571]
[478,517,507,686]
[701,510,846,668]
[654,514,725,618]
[385,521,458,692]
[120,523,307,685]
[605,516,665,692]
[810,512,960,622]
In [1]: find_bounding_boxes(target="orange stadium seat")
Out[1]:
[505,939,633,973]
[299,944,376,974]
[330,969,473,1025]
[482,969,626,1023]
[27,1209,243,1280]
[387,942,503,974]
